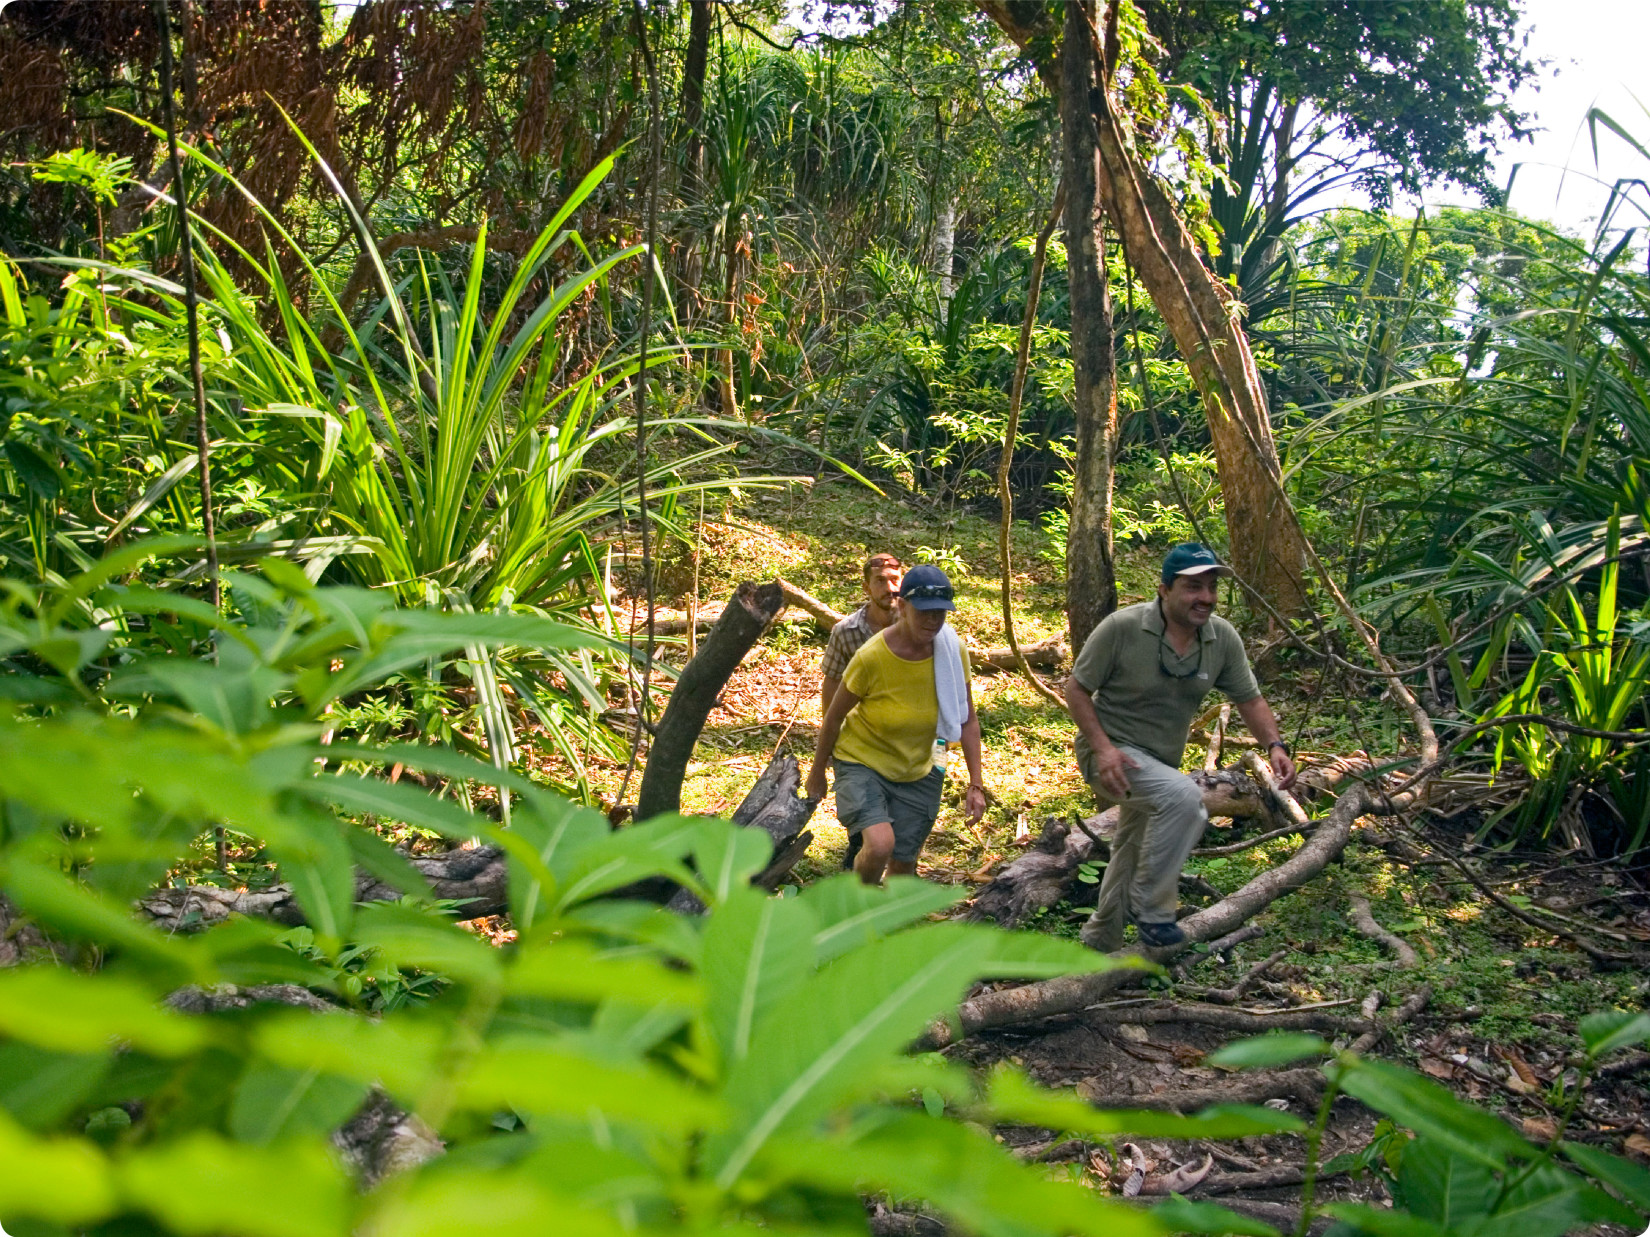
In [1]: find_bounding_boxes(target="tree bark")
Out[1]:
[679,0,712,199]
[1059,0,1120,651]
[980,1,1311,619]
[636,581,785,820]
[931,197,957,301]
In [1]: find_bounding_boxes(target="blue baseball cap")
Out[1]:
[898,563,956,610]
[1161,543,1234,585]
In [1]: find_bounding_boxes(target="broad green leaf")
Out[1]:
[506,939,701,1008]
[1207,1033,1332,1070]
[253,1011,445,1100]
[0,1110,114,1223]
[801,874,962,964]
[550,814,703,913]
[0,1044,111,1129]
[305,774,490,844]
[1151,1195,1281,1237]
[353,901,502,988]
[1578,1010,1650,1058]
[456,1040,719,1134]
[1394,1138,1499,1227]
[703,887,818,1067]
[561,900,705,966]
[709,922,1112,1185]
[266,809,356,945]
[508,793,609,930]
[691,818,775,905]
[768,1113,1160,1237]
[371,1171,625,1237]
[118,1133,351,1237]
[1320,1203,1450,1237]
[985,1067,1306,1137]
[345,825,436,903]
[0,967,207,1057]
[1477,1161,1643,1236]
[1331,1058,1534,1169]
[229,1064,370,1146]
[1560,1140,1650,1213]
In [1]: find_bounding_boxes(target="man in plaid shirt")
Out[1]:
[820,554,902,871]
[820,553,903,714]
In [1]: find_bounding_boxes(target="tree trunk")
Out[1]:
[1059,0,1119,651]
[636,581,784,820]
[980,1,1312,619]
[679,0,711,199]
[931,197,957,301]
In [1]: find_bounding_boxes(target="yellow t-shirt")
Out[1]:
[835,630,971,783]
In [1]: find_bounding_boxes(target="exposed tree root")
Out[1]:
[1350,985,1432,1055]
[1081,1000,1371,1036]
[141,844,511,931]
[1348,894,1419,968]
[1074,1067,1327,1113]
[932,786,1372,1046]
[1190,949,1289,1004]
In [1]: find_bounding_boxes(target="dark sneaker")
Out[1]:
[1136,920,1186,948]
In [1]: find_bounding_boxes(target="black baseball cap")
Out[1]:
[898,564,956,610]
[1161,543,1234,585]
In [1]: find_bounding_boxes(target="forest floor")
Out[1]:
[571,474,1650,1223]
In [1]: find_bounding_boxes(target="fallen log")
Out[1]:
[1081,1000,1371,1036]
[930,784,1372,1046]
[665,753,818,912]
[965,769,1275,928]
[140,844,511,932]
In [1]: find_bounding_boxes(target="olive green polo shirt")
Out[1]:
[1071,599,1261,776]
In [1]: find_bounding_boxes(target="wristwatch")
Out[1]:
[1268,740,1291,756]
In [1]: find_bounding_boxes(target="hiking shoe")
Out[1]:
[1135,920,1186,948]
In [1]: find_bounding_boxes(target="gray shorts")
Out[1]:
[833,761,945,862]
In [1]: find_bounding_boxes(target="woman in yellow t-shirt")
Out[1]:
[806,565,987,885]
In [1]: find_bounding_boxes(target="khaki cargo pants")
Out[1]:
[1079,744,1208,952]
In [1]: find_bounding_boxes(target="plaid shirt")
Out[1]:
[821,604,878,680]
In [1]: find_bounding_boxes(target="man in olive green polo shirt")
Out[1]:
[1065,543,1296,951]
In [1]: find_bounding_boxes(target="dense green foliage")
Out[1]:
[1,3,1648,1234]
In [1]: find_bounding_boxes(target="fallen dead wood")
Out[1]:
[1075,1067,1327,1113]
[1193,949,1288,1004]
[141,844,511,932]
[1081,1000,1371,1037]
[931,784,1371,1046]
[966,770,1278,929]
[666,754,818,912]
[1348,894,1419,968]
[637,581,785,821]
[1192,823,1306,857]
[1350,985,1432,1055]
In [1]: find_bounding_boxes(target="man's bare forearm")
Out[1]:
[1235,695,1283,747]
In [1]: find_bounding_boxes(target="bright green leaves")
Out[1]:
[702,886,817,1068]
[0,969,207,1057]
[772,1113,1159,1237]
[228,1065,370,1146]
[1330,1057,1533,1170]
[1206,1032,1333,1070]
[0,1110,114,1224]
[1577,1009,1650,1059]
[119,1135,353,1237]
[985,1066,1306,1138]
[708,921,1112,1186]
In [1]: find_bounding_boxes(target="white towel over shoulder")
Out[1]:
[933,624,969,745]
